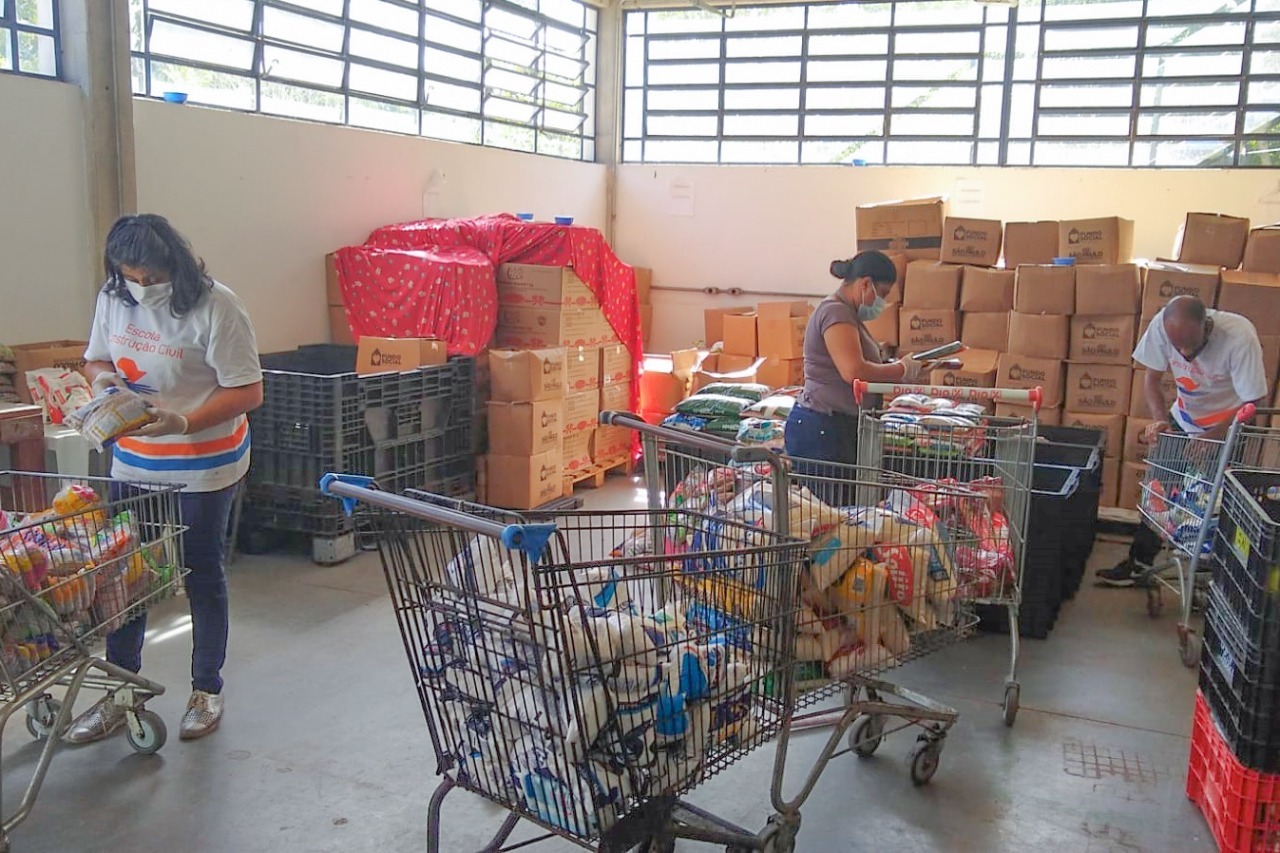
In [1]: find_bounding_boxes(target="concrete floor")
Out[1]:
[1,478,1213,853]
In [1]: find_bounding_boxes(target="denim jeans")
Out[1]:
[784,404,860,506]
[107,483,236,695]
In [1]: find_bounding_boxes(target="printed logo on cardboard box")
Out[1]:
[1077,372,1121,391]
[369,348,404,368]
[909,316,945,330]
[952,224,993,243]
[1068,227,1105,245]
[939,370,985,388]
[1157,278,1206,300]
[1082,323,1122,340]
[540,410,558,428]
[1007,364,1046,382]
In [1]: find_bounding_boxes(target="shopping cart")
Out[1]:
[1137,404,1280,667]
[852,382,1039,726]
[604,405,1013,799]
[0,471,187,852]
[321,465,811,853]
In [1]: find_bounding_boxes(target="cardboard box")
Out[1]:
[757,301,811,360]
[931,348,999,388]
[489,348,567,402]
[600,382,630,415]
[1217,270,1280,328]
[565,346,600,394]
[325,252,343,306]
[1070,315,1137,365]
[1179,213,1250,269]
[1142,261,1220,314]
[864,301,899,347]
[640,304,653,347]
[485,450,563,510]
[487,400,563,456]
[1014,265,1076,315]
[1119,462,1144,511]
[1124,417,1154,462]
[1262,335,1280,390]
[1100,457,1121,507]
[1244,225,1280,274]
[903,261,963,309]
[355,337,447,376]
[887,252,908,303]
[634,266,652,304]
[705,306,753,347]
[1075,264,1141,315]
[941,217,1003,267]
[1009,313,1070,360]
[898,309,957,354]
[495,305,617,349]
[592,425,631,462]
[562,428,593,474]
[1062,412,1125,459]
[496,263,596,307]
[690,355,766,393]
[722,312,759,357]
[855,197,946,260]
[1130,369,1177,419]
[10,341,88,404]
[1003,221,1060,268]
[996,353,1066,408]
[329,306,354,346]
[961,312,1009,352]
[563,390,600,434]
[1059,217,1135,265]
[600,343,632,387]
[996,403,1062,426]
[757,357,804,390]
[1064,363,1132,415]
[959,267,1015,313]
[640,359,686,414]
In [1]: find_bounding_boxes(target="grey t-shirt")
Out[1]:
[798,296,881,415]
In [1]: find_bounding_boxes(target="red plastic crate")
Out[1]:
[1188,690,1280,852]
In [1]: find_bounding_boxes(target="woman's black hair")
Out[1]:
[829,250,897,288]
[103,214,213,317]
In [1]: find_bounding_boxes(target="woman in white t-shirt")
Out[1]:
[65,214,263,743]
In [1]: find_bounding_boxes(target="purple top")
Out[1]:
[799,296,882,415]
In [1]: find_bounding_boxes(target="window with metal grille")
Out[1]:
[623,0,1280,168]
[129,0,597,161]
[1,0,60,79]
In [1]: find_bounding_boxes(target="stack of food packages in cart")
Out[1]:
[0,482,176,678]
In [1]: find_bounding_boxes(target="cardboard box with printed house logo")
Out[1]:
[1064,363,1132,415]
[485,450,563,510]
[1069,315,1137,365]
[996,354,1066,408]
[996,403,1062,425]
[1059,217,1135,265]
[940,217,1003,267]
[355,337,447,376]
[489,348,567,402]
[486,400,563,456]
[592,426,631,463]
[1003,221,1059,268]
[1062,412,1125,459]
[1142,261,1220,315]
[898,309,957,354]
[930,348,999,388]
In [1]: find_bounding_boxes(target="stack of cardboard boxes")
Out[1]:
[486,348,566,510]
[707,301,814,390]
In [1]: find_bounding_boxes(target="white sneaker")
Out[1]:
[180,690,223,740]
[63,696,127,744]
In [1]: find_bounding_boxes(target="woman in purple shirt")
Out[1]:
[784,251,928,467]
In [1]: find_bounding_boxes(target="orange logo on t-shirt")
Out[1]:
[117,357,156,394]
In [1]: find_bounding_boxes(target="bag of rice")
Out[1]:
[675,394,751,418]
[737,417,785,449]
[742,394,796,421]
[698,383,771,402]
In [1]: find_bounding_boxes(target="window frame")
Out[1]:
[1,0,62,80]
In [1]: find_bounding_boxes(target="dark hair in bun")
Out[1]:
[829,250,897,287]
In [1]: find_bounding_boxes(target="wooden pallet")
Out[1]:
[565,455,633,491]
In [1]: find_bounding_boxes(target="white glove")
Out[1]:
[91,372,128,394]
[897,357,929,383]
[131,407,189,438]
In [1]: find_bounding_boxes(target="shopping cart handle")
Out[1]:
[853,381,1043,411]
[1238,403,1258,423]
[500,523,557,561]
[601,410,780,466]
[319,473,377,516]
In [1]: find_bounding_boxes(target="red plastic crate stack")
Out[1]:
[1188,690,1280,852]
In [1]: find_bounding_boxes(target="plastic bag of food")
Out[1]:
[742,394,797,421]
[66,387,155,452]
[26,369,92,425]
[675,394,751,419]
[698,383,771,402]
[736,417,786,449]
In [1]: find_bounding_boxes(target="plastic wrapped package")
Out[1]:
[674,394,752,419]
[66,387,155,451]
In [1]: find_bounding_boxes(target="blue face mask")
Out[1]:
[858,295,886,322]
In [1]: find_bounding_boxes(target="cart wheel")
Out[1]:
[1002,683,1020,728]
[759,821,796,853]
[125,710,167,755]
[1147,587,1163,618]
[1180,631,1202,669]
[908,739,942,787]
[848,714,885,757]
[24,697,62,740]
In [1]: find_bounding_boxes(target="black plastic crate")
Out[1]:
[1214,470,1280,631]
[1200,583,1280,772]
[1033,430,1104,599]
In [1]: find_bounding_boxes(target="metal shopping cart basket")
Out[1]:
[604,408,1013,801]
[321,468,809,853]
[0,471,187,851]
[853,382,1039,726]
[1137,404,1280,667]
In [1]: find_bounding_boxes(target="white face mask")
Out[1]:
[125,279,173,308]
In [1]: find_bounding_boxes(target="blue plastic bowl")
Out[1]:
[554,216,574,226]
[516,212,534,221]
[1051,256,1076,266]
[162,91,189,104]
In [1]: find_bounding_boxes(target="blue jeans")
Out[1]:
[784,404,859,506]
[107,483,236,695]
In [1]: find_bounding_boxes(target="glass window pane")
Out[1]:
[805,87,885,110]
[1033,140,1130,165]
[149,61,257,110]
[648,38,719,61]
[809,59,888,83]
[804,113,885,136]
[487,66,540,97]
[724,87,798,110]
[977,140,1000,164]
[261,80,345,123]
[424,47,481,83]
[978,83,1004,137]
[348,0,418,36]
[1140,81,1239,108]
[724,61,801,85]
[424,14,482,53]
[150,21,255,69]
[485,95,538,124]
[349,63,418,102]
[1042,26,1138,52]
[539,131,582,159]
[720,140,797,163]
[648,114,717,136]
[893,57,979,82]
[485,121,536,152]
[801,140,885,164]
[1042,54,1137,80]
[723,6,804,32]
[282,0,345,15]
[540,0,584,29]
[807,3,891,30]
[1146,22,1245,48]
[129,0,145,52]
[1245,111,1280,134]
[1041,84,1134,109]
[895,31,981,55]
[891,112,975,136]
[1037,112,1131,136]
[622,139,643,161]
[350,98,419,134]
[1012,24,1039,81]
[16,31,55,75]
[1252,51,1280,75]
[263,45,344,88]
[425,79,480,113]
[648,62,719,86]
[646,10,722,35]
[1240,143,1280,167]
[131,55,146,93]
[149,0,254,31]
[542,108,585,133]
[1134,139,1237,166]
[891,86,976,109]
[723,114,797,136]
[1249,79,1280,106]
[0,29,12,72]
[423,110,482,143]
[1043,0,1143,21]
[726,36,802,59]
[886,139,973,164]
[809,33,888,56]
[1257,21,1280,44]
[643,139,719,162]
[648,88,718,111]
[263,8,345,52]
[349,29,419,70]
[1142,51,1242,78]
[894,1,983,27]
[1147,0,1249,14]
[16,0,54,27]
